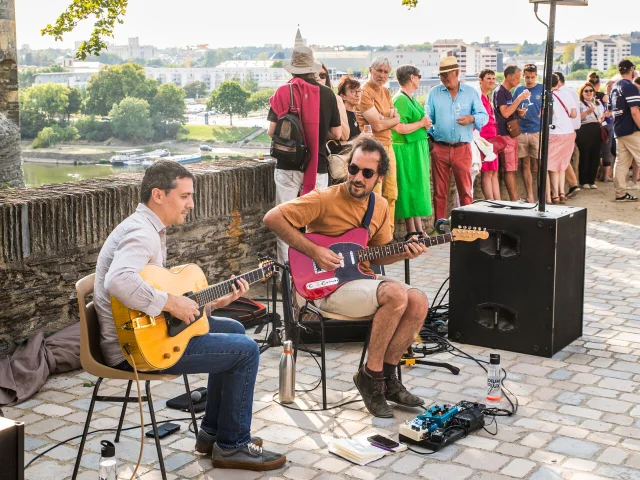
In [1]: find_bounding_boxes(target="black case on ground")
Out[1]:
[166,387,207,412]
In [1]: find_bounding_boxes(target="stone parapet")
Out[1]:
[0,160,276,357]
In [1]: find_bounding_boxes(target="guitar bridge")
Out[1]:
[122,315,160,330]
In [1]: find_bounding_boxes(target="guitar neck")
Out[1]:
[193,268,267,307]
[356,233,454,262]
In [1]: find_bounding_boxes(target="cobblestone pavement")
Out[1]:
[8,220,640,480]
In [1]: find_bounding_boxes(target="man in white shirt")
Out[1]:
[555,71,582,196]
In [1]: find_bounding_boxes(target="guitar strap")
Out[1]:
[361,192,375,237]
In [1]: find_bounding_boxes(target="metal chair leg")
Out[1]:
[72,377,103,480]
[183,374,198,437]
[320,317,327,410]
[114,380,132,443]
[358,323,373,371]
[397,363,403,382]
[146,380,167,480]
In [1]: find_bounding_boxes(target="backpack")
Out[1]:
[212,297,270,329]
[270,83,309,171]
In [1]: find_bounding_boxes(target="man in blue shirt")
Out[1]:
[514,64,543,203]
[611,59,640,201]
[425,56,488,220]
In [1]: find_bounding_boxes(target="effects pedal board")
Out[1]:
[399,402,485,451]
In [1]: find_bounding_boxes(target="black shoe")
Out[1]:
[211,442,286,471]
[353,367,393,418]
[385,373,425,407]
[196,429,263,455]
[566,186,581,198]
[616,193,638,202]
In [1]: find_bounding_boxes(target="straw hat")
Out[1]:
[436,56,460,75]
[284,46,322,74]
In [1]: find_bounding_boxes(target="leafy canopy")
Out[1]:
[207,80,250,126]
[109,97,154,141]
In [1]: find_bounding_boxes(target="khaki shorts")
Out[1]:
[314,275,419,318]
[517,132,540,161]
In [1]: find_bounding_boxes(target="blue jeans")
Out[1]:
[116,316,259,449]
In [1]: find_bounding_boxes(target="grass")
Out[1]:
[252,133,272,144]
[179,125,256,143]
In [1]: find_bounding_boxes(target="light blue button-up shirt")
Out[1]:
[425,82,488,143]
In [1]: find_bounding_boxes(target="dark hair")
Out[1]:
[551,73,560,88]
[478,69,495,80]
[337,75,361,96]
[292,72,317,81]
[619,59,636,75]
[634,77,640,86]
[579,82,598,102]
[588,71,600,86]
[141,160,194,203]
[348,136,390,176]
[504,64,520,77]
[396,64,421,86]
[554,71,565,83]
[320,63,332,89]
[523,63,537,74]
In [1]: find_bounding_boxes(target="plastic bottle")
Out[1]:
[486,353,502,407]
[99,440,117,480]
[279,340,296,404]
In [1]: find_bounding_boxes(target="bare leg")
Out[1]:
[404,218,416,234]
[383,289,429,365]
[558,169,566,195]
[366,282,409,371]
[521,157,535,203]
[549,171,559,200]
[565,163,578,188]
[546,172,552,204]
[504,171,519,201]
[414,217,424,234]
[490,171,501,200]
[603,165,612,181]
[481,171,494,200]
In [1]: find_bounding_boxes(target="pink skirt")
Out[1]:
[547,133,576,172]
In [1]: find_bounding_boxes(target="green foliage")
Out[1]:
[150,83,187,139]
[18,67,38,88]
[605,56,640,77]
[207,80,250,126]
[183,81,209,99]
[570,61,588,72]
[19,108,49,140]
[204,49,234,67]
[147,58,164,67]
[270,60,283,68]
[563,44,576,65]
[109,97,154,142]
[42,0,129,60]
[566,69,591,81]
[516,40,544,55]
[246,89,274,112]
[178,125,254,142]
[23,83,70,121]
[65,88,83,120]
[75,115,113,141]
[32,125,79,148]
[400,43,432,51]
[85,63,158,116]
[243,73,259,93]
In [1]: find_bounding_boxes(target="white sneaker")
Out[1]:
[626,182,639,190]
[590,184,598,189]
[581,184,591,189]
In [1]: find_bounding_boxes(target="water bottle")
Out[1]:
[279,340,296,404]
[99,440,117,480]
[486,353,502,407]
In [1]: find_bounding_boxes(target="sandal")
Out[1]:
[559,193,567,203]
[616,193,638,202]
[551,196,560,204]
[404,231,423,241]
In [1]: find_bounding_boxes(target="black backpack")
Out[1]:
[270,83,309,171]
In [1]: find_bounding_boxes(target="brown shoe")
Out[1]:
[195,429,262,455]
[353,367,393,418]
[385,373,425,407]
[211,442,286,471]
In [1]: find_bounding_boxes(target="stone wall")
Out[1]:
[0,160,276,358]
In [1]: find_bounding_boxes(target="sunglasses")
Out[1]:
[583,89,594,93]
[318,73,328,79]
[413,73,422,79]
[348,163,377,179]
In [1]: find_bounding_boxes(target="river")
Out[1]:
[23,163,146,188]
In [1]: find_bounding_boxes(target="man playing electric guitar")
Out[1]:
[264,136,429,418]
[94,160,285,471]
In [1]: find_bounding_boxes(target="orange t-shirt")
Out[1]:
[278,183,393,275]
[358,82,394,146]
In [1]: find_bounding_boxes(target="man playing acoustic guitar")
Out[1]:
[94,160,286,471]
[264,136,429,418]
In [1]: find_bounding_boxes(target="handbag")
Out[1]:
[505,118,521,138]
[326,141,351,182]
[486,135,507,154]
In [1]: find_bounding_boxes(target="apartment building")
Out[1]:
[432,39,503,76]
[574,33,639,71]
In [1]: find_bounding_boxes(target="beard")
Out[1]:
[347,180,374,198]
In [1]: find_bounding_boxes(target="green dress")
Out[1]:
[391,91,433,219]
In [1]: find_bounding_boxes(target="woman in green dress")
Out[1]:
[392,65,433,239]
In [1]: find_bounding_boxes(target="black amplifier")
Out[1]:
[0,417,24,480]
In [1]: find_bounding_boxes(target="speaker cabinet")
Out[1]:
[448,202,587,357]
[0,417,24,480]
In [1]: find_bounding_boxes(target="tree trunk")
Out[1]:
[229,113,233,126]
[0,0,25,188]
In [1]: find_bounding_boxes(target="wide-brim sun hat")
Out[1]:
[435,56,460,75]
[284,46,323,74]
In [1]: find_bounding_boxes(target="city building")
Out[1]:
[433,39,503,76]
[76,37,157,61]
[387,50,441,75]
[144,65,289,91]
[33,71,97,89]
[574,32,640,71]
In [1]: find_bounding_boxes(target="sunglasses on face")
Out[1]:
[318,73,328,79]
[583,89,594,93]
[348,163,377,179]
[413,73,422,79]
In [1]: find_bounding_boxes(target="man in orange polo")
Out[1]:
[358,56,400,232]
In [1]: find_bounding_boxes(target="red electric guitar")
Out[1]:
[289,227,488,301]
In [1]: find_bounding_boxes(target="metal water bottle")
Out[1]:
[279,340,296,404]
[486,353,502,407]
[99,440,117,480]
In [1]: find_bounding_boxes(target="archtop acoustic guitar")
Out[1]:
[289,228,487,301]
[111,261,275,371]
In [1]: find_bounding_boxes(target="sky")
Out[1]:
[15,0,635,51]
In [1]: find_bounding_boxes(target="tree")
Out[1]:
[563,44,576,65]
[243,73,259,93]
[109,97,154,142]
[147,58,164,67]
[151,83,186,139]
[23,83,70,122]
[270,60,283,68]
[570,61,588,72]
[247,89,275,112]
[207,80,250,126]
[0,0,25,187]
[65,87,83,122]
[183,81,209,99]
[18,67,38,88]
[85,63,158,116]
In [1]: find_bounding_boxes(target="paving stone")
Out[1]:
[32,403,74,417]
[597,446,629,465]
[495,443,532,458]
[587,397,633,414]
[563,458,597,471]
[454,448,510,472]
[283,465,318,480]
[500,458,536,478]
[546,437,602,459]
[417,463,474,480]
[520,432,553,449]
[314,456,351,473]
[555,392,586,406]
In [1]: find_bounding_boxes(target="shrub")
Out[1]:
[75,116,113,142]
[32,125,79,148]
